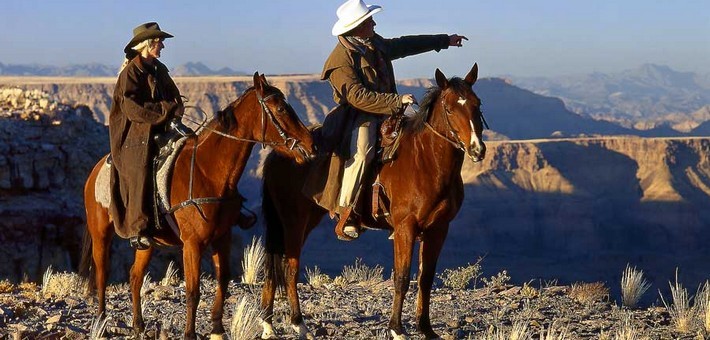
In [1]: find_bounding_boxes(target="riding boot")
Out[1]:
[334,207,363,241]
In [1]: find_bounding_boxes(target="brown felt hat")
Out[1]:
[123,22,174,54]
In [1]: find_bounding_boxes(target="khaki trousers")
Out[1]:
[338,113,380,210]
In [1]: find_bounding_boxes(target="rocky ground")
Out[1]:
[0,270,707,340]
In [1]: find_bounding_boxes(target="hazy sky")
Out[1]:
[2,0,709,78]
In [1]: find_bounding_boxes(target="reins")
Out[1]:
[165,90,302,222]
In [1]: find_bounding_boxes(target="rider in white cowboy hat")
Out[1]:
[321,0,468,240]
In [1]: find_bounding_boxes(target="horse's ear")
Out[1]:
[435,68,448,88]
[464,63,478,86]
[253,71,264,94]
[260,74,268,85]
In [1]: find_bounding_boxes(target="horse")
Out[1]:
[79,72,316,339]
[259,64,485,339]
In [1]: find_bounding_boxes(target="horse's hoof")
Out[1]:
[260,320,277,339]
[390,329,409,340]
[292,322,313,340]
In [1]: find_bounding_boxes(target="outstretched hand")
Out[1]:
[449,34,468,47]
[401,94,417,106]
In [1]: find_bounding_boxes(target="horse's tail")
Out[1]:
[262,157,286,289]
[78,227,95,291]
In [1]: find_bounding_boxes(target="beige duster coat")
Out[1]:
[305,33,450,211]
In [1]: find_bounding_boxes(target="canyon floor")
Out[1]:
[0,270,707,340]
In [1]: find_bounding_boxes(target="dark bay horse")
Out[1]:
[260,64,485,339]
[80,73,315,339]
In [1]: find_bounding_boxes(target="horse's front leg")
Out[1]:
[389,221,416,339]
[90,218,114,317]
[129,247,154,335]
[285,256,313,339]
[416,228,448,339]
[209,233,231,338]
[183,241,203,340]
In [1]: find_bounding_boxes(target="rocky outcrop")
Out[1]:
[0,88,107,282]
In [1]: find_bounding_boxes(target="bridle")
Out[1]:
[193,90,304,151]
[424,93,489,153]
[165,89,308,223]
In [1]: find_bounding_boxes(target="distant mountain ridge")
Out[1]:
[508,64,710,132]
[0,61,247,77]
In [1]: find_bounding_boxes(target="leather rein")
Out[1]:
[424,96,489,153]
[166,91,302,221]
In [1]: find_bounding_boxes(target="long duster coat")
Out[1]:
[305,33,450,211]
[108,56,182,237]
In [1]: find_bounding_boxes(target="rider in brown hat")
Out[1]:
[322,0,467,240]
[109,22,184,249]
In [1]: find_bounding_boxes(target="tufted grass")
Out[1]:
[621,264,651,308]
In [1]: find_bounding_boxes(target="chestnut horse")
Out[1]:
[260,64,485,339]
[80,73,315,339]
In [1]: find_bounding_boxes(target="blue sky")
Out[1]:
[1,0,709,78]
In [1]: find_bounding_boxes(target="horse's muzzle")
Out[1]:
[468,142,486,163]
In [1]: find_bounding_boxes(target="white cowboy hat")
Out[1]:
[331,0,382,36]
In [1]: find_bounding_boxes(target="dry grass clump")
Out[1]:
[568,281,609,305]
[241,236,265,284]
[438,258,482,290]
[305,266,332,288]
[340,258,383,285]
[88,314,110,339]
[41,266,89,298]
[520,281,539,299]
[0,279,15,293]
[539,319,568,340]
[698,280,710,333]
[482,270,511,291]
[229,295,264,340]
[659,270,696,334]
[160,260,180,286]
[481,319,533,340]
[612,313,646,340]
[621,264,651,308]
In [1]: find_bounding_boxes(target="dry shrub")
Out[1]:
[520,281,539,299]
[539,319,568,340]
[241,236,265,284]
[613,313,646,340]
[341,258,383,285]
[482,319,533,340]
[568,281,609,305]
[698,280,710,333]
[621,264,651,308]
[160,260,180,286]
[482,270,511,290]
[0,279,15,293]
[438,258,482,290]
[660,269,696,334]
[41,266,89,298]
[229,295,264,340]
[305,266,332,288]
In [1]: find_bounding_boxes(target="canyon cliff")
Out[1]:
[0,77,707,294]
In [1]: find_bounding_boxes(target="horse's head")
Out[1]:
[248,72,316,164]
[431,63,486,162]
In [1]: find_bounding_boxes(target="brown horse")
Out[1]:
[80,73,315,339]
[260,64,485,339]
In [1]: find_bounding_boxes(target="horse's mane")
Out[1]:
[213,87,256,133]
[406,77,470,133]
